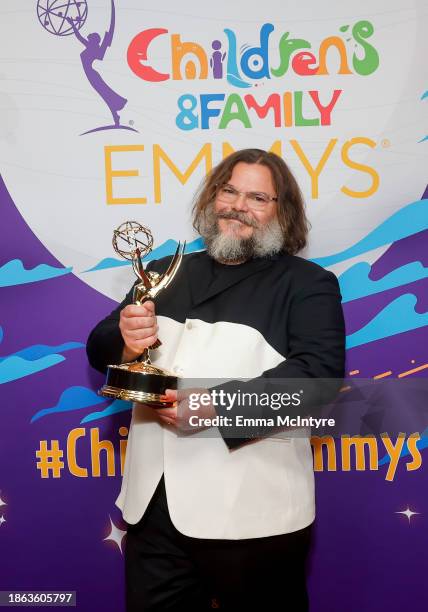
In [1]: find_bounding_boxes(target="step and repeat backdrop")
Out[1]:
[1,0,427,610]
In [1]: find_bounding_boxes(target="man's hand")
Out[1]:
[119,300,158,362]
[156,388,216,432]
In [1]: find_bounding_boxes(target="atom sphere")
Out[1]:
[37,0,88,37]
[112,221,154,261]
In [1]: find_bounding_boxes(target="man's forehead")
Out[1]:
[228,162,275,191]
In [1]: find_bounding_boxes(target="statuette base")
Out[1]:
[99,362,177,407]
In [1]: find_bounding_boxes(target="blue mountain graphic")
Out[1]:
[0,354,65,384]
[311,199,428,267]
[83,237,205,273]
[80,398,132,423]
[0,259,72,287]
[346,293,428,349]
[31,386,106,423]
[338,261,428,303]
[0,342,84,363]
[83,257,131,273]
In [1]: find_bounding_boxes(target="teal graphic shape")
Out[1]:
[31,386,106,423]
[80,398,132,423]
[338,261,428,303]
[83,257,131,273]
[0,354,65,384]
[0,259,72,287]
[311,199,428,267]
[0,342,84,363]
[84,237,205,273]
[346,294,428,349]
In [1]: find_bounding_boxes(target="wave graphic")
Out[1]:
[339,261,428,303]
[0,342,84,363]
[312,199,427,267]
[346,294,428,349]
[84,199,428,283]
[83,238,205,273]
[0,259,72,287]
[83,257,131,273]
[31,386,106,423]
[369,229,428,281]
[80,398,132,423]
[0,354,65,384]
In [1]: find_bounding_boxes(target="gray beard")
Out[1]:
[198,204,285,263]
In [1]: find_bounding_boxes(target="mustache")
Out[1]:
[215,210,259,228]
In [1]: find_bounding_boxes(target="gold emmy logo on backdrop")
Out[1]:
[99,221,185,407]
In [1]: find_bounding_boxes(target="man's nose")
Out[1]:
[232,192,249,211]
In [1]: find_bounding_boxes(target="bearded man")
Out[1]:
[87,149,345,611]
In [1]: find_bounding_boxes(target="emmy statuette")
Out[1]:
[99,221,185,407]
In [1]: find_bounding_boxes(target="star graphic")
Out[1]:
[395,507,420,524]
[0,515,6,526]
[103,516,126,554]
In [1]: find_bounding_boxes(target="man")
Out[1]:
[87,149,345,611]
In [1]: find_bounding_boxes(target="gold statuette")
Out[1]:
[99,221,185,407]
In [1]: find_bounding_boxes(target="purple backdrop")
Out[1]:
[1,174,427,610]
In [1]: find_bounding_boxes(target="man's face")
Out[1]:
[199,161,284,263]
[215,162,278,241]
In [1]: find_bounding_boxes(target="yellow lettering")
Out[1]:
[91,428,115,477]
[341,137,379,198]
[67,428,88,477]
[153,143,212,202]
[290,138,337,198]
[222,141,282,159]
[381,433,406,482]
[119,426,128,476]
[341,435,378,471]
[104,145,146,204]
[406,433,422,472]
[222,142,235,158]
[311,436,337,471]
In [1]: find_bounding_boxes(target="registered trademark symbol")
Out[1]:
[300,390,304,394]
[381,139,390,148]
[129,119,134,126]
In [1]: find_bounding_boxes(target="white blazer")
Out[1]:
[116,316,316,539]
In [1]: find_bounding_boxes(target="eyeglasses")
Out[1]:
[216,184,278,210]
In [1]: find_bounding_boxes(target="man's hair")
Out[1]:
[192,149,309,254]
